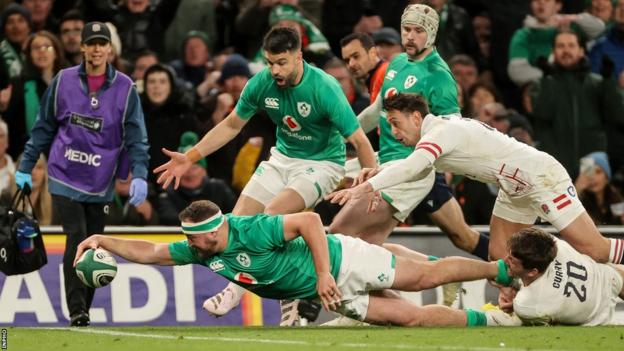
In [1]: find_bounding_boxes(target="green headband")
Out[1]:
[181,211,225,234]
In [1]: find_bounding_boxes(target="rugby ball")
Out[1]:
[75,248,118,288]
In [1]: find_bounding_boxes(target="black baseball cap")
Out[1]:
[81,21,111,44]
[373,27,401,45]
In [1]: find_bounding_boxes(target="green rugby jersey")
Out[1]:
[235,62,359,165]
[378,50,459,163]
[169,214,343,300]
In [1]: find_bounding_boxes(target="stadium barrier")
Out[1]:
[1,226,622,326]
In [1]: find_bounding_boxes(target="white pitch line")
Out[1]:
[40,327,568,351]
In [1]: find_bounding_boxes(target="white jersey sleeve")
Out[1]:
[513,239,623,326]
[367,115,461,192]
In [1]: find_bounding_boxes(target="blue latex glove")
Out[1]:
[15,171,33,191]
[128,178,148,206]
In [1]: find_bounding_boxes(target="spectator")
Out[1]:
[141,63,198,185]
[589,0,624,87]
[164,0,217,61]
[508,0,605,87]
[58,9,84,66]
[529,29,624,180]
[82,0,182,61]
[323,57,369,114]
[196,53,274,185]
[157,131,236,225]
[0,4,33,84]
[372,27,403,61]
[106,174,159,226]
[589,0,615,25]
[22,0,56,32]
[130,49,158,93]
[449,54,479,93]
[4,30,65,159]
[507,112,535,146]
[250,4,333,69]
[0,119,14,192]
[427,0,481,61]
[466,81,502,118]
[575,152,624,225]
[1,154,58,225]
[472,11,492,65]
[170,30,212,88]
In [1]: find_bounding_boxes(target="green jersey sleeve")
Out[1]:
[168,240,201,265]
[235,73,263,120]
[509,29,530,60]
[321,78,360,138]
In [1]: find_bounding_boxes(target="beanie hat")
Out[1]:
[581,152,612,180]
[178,131,207,168]
[1,3,32,33]
[218,54,251,83]
[182,30,210,52]
[269,4,304,26]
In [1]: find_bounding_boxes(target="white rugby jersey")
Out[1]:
[368,114,564,195]
[514,239,621,326]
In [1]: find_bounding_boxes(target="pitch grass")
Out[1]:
[6,326,624,351]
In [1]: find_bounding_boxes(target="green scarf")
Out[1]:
[0,39,23,78]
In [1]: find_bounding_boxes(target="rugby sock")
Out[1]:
[464,309,487,327]
[608,238,624,264]
[471,233,490,261]
[428,255,439,261]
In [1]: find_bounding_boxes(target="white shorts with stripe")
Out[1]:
[333,234,396,321]
[241,147,344,208]
[492,159,585,229]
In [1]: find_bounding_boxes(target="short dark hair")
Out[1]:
[508,227,557,273]
[178,200,221,224]
[59,8,83,26]
[448,54,477,68]
[262,27,300,54]
[340,32,375,51]
[554,28,586,50]
[383,93,430,117]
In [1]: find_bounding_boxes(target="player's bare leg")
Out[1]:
[428,198,480,253]
[488,215,531,260]
[329,193,399,245]
[382,243,429,261]
[232,195,266,216]
[559,212,611,263]
[263,188,307,215]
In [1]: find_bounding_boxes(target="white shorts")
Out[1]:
[333,234,396,321]
[241,148,344,208]
[379,160,435,222]
[590,264,624,325]
[492,159,585,229]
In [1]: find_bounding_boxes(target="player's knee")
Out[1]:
[402,310,427,327]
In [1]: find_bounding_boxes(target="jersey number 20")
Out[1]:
[563,261,587,302]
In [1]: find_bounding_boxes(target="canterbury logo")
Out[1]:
[265,97,279,109]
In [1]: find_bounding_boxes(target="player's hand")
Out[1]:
[153,148,193,190]
[353,167,381,186]
[316,272,342,311]
[73,235,102,267]
[325,183,372,206]
[497,286,518,314]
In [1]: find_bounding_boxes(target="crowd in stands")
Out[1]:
[0,0,623,227]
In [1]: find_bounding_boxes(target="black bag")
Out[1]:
[0,187,47,275]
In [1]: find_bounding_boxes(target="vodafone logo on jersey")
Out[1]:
[235,272,258,285]
[385,87,398,98]
[283,115,301,131]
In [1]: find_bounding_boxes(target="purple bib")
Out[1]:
[47,66,133,195]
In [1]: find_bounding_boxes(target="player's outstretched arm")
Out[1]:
[357,94,382,133]
[282,212,342,311]
[73,234,175,267]
[153,112,249,189]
